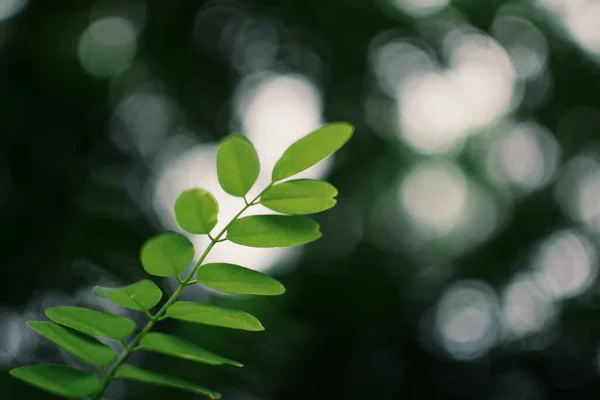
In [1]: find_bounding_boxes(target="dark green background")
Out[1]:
[2,0,600,399]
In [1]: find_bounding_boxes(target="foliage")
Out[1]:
[9,122,353,399]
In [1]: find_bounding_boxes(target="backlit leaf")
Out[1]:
[196,262,285,295]
[140,232,195,277]
[45,306,136,340]
[260,179,338,214]
[27,322,116,367]
[217,134,260,197]
[9,365,102,399]
[271,122,353,182]
[139,332,242,367]
[114,364,221,399]
[93,279,162,311]
[166,301,264,331]
[227,215,321,247]
[174,188,219,234]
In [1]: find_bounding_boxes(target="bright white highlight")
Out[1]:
[78,17,137,77]
[533,230,597,300]
[435,281,499,360]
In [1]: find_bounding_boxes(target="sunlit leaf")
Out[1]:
[227,215,321,247]
[271,122,354,182]
[27,322,116,367]
[260,179,338,214]
[174,188,219,234]
[93,280,162,311]
[166,301,264,331]
[139,332,242,367]
[114,364,221,399]
[9,365,102,399]
[196,262,285,295]
[140,232,195,277]
[217,134,260,197]
[45,306,136,340]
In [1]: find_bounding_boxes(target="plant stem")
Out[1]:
[92,189,267,399]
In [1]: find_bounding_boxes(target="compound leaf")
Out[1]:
[196,262,285,296]
[227,215,321,248]
[174,188,219,234]
[9,365,102,399]
[45,306,136,341]
[93,280,162,311]
[217,134,260,197]
[27,322,116,367]
[271,122,353,182]
[139,332,242,367]
[114,364,221,399]
[140,232,195,277]
[166,301,264,331]
[260,179,338,214]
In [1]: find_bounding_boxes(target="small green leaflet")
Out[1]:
[140,232,195,277]
[114,364,221,399]
[174,188,219,234]
[139,332,242,367]
[27,322,116,367]
[9,365,102,399]
[260,179,338,214]
[197,262,285,295]
[217,134,260,197]
[271,122,354,182]
[227,215,321,247]
[166,301,264,331]
[46,306,136,340]
[93,279,162,311]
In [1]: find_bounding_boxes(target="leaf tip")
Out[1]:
[331,121,355,136]
[277,282,287,295]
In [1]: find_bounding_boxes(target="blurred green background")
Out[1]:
[3,0,600,398]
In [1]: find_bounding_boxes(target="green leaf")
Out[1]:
[260,179,338,214]
[196,262,285,296]
[45,306,136,340]
[174,188,219,234]
[271,122,354,182]
[139,332,242,367]
[9,365,102,399]
[227,215,321,248]
[217,134,260,197]
[140,232,195,277]
[93,279,162,311]
[27,322,116,367]
[114,364,221,399]
[166,301,264,331]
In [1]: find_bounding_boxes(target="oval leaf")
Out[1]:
[227,215,321,248]
[93,279,162,311]
[114,364,221,399]
[45,306,136,340]
[197,262,285,296]
[9,365,102,399]
[217,134,260,197]
[260,179,338,214]
[174,188,219,234]
[140,232,195,277]
[139,332,242,367]
[166,301,264,331]
[27,322,116,367]
[271,122,354,182]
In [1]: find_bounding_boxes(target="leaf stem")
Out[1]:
[91,189,267,399]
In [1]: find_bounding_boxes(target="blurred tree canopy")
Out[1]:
[3,0,600,399]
